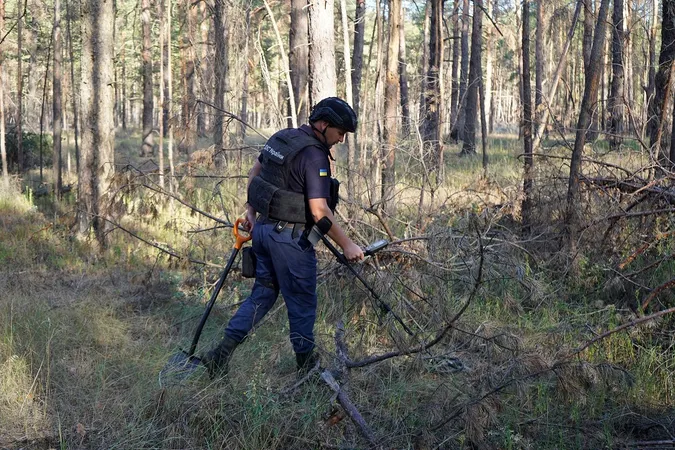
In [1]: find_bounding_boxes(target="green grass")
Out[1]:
[1,133,674,448]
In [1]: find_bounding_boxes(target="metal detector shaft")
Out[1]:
[320,234,413,335]
[187,218,251,356]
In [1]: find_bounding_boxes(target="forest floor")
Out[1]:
[1,131,674,449]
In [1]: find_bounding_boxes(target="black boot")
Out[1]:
[201,335,239,379]
[296,350,319,373]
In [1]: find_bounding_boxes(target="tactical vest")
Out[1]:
[248,128,339,223]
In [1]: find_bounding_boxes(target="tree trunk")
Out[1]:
[308,0,336,104]
[565,0,610,250]
[240,5,251,143]
[352,0,366,117]
[453,0,470,141]
[450,0,460,131]
[484,0,494,134]
[167,0,175,194]
[141,0,154,157]
[422,0,444,172]
[382,0,400,215]
[213,0,230,164]
[534,0,544,124]
[158,0,165,189]
[53,0,63,197]
[78,0,116,248]
[340,0,356,197]
[0,0,7,188]
[608,0,624,151]
[648,0,675,166]
[197,1,208,137]
[290,0,309,125]
[16,0,24,174]
[583,0,601,142]
[180,0,197,154]
[461,0,482,156]
[645,0,657,134]
[399,20,410,136]
[522,0,534,235]
[66,0,79,174]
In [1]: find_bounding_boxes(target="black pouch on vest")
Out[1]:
[241,247,257,278]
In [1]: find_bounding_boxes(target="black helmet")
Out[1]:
[309,97,358,132]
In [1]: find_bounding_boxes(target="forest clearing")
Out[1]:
[1,0,675,448]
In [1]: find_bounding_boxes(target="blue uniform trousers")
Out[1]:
[224,220,318,354]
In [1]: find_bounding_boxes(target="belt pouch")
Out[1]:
[241,247,257,278]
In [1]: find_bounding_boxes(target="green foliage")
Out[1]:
[4,131,54,172]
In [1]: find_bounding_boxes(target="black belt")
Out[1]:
[260,217,305,237]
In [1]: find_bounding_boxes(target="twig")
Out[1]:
[570,306,675,356]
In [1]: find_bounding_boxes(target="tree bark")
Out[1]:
[461,0,482,156]
[65,0,79,174]
[352,0,366,117]
[308,0,336,104]
[565,0,610,251]
[141,0,154,157]
[78,0,116,248]
[399,19,410,136]
[382,0,401,215]
[158,0,165,189]
[290,0,309,125]
[16,0,24,174]
[450,0,460,131]
[453,0,470,141]
[648,1,675,167]
[534,0,544,124]
[608,0,625,151]
[53,0,63,197]
[340,0,356,198]
[213,0,230,164]
[522,0,534,235]
[422,0,444,173]
[0,0,7,188]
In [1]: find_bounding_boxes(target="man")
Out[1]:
[202,97,364,377]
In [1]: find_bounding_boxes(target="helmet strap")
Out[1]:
[310,122,336,161]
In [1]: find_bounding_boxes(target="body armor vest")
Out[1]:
[248,129,339,223]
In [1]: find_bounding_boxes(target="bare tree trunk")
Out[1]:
[648,0,675,166]
[461,0,482,156]
[158,0,165,189]
[290,0,309,125]
[450,0,460,131]
[340,0,356,197]
[141,0,154,157]
[16,0,24,174]
[53,0,63,197]
[66,0,79,174]
[308,0,336,104]
[522,0,534,235]
[167,0,175,194]
[180,0,197,154]
[422,0,443,172]
[534,0,544,124]
[645,0,657,132]
[0,0,7,188]
[78,0,116,248]
[608,0,624,151]
[484,0,494,134]
[583,0,601,142]
[382,0,400,215]
[213,0,230,164]
[453,0,470,141]
[399,21,410,136]
[352,0,365,118]
[197,1,208,137]
[565,0,610,250]
[240,5,251,143]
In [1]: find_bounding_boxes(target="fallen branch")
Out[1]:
[320,370,378,446]
[570,306,675,356]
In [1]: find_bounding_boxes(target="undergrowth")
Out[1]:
[1,136,674,449]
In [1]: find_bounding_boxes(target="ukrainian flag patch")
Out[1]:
[319,168,328,177]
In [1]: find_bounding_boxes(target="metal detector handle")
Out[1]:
[319,233,413,336]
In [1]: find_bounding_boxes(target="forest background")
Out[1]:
[1,0,675,448]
